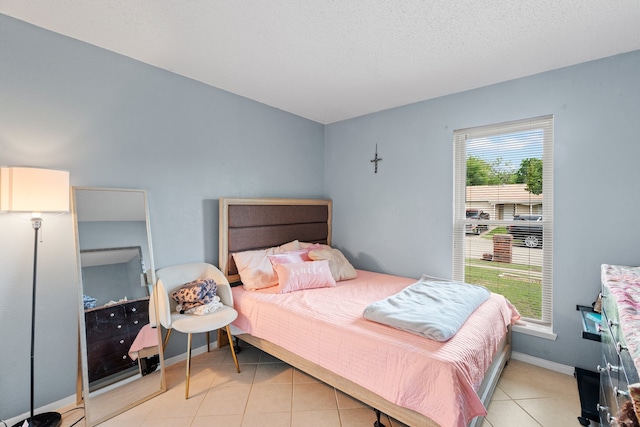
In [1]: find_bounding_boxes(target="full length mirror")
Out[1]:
[73,187,165,426]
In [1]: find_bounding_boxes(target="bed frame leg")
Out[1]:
[373,409,385,427]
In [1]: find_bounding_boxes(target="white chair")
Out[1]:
[156,262,240,398]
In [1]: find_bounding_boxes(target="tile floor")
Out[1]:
[59,345,586,427]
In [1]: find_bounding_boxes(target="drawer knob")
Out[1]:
[597,365,607,373]
[597,403,608,412]
[609,319,619,327]
[609,414,617,423]
[132,308,137,312]
[117,325,122,329]
[617,342,628,352]
[596,324,604,333]
[119,339,125,344]
[110,313,115,317]
[122,355,127,360]
[614,386,630,397]
[607,362,620,373]
[134,320,139,325]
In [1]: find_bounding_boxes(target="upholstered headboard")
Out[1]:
[219,198,332,284]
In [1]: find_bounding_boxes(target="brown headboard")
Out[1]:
[219,198,332,284]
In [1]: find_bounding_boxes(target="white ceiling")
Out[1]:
[2,1,640,124]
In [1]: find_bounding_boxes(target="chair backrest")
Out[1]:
[155,263,232,329]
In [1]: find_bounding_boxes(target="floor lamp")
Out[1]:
[0,167,70,427]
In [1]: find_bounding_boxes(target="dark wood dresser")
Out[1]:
[84,297,150,383]
[599,264,640,426]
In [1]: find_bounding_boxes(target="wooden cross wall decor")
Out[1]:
[370,144,382,173]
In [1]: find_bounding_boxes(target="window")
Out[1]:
[453,116,553,326]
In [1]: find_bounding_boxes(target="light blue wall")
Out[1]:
[0,15,324,419]
[325,50,640,370]
[3,10,640,422]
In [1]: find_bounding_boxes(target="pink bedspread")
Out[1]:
[232,270,519,427]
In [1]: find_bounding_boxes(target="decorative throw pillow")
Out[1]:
[171,278,217,312]
[233,241,303,290]
[308,247,357,281]
[267,244,322,266]
[274,260,336,293]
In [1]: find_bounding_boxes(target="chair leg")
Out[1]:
[185,333,192,399]
[162,328,172,351]
[226,325,240,373]
[206,331,210,353]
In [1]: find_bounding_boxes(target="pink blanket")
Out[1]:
[232,270,519,427]
[128,324,159,360]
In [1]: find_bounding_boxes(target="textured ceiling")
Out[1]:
[2,1,640,124]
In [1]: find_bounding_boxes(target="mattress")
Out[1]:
[231,269,519,427]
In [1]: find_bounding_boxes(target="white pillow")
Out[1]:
[233,241,302,290]
[308,247,357,281]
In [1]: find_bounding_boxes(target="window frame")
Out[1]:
[453,115,554,326]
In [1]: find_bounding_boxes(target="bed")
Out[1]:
[218,197,517,427]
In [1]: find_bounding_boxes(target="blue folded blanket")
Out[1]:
[363,277,490,342]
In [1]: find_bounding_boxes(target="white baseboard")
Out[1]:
[511,351,576,376]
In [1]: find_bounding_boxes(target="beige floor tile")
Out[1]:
[145,385,206,419]
[99,418,143,427]
[241,411,291,427]
[292,382,338,412]
[292,409,342,427]
[260,351,284,364]
[190,347,229,365]
[192,414,243,427]
[254,362,294,385]
[164,363,217,394]
[294,367,322,384]
[245,383,294,414]
[489,386,511,401]
[210,362,257,387]
[485,399,540,427]
[479,417,494,427]
[228,345,262,364]
[516,395,582,427]
[389,416,409,427]
[197,384,252,416]
[336,390,368,410]
[340,407,386,427]
[498,360,576,400]
[139,417,195,427]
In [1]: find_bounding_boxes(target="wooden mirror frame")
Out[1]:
[72,187,166,426]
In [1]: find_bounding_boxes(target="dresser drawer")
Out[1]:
[84,298,151,383]
[88,350,136,382]
[600,266,640,427]
[87,332,133,356]
[124,300,148,317]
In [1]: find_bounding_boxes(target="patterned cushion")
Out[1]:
[171,278,217,312]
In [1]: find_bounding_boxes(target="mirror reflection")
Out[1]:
[73,188,165,426]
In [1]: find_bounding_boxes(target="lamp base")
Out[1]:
[11,412,62,427]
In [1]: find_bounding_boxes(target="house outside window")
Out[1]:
[453,116,553,328]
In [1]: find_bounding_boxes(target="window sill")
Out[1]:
[512,321,557,341]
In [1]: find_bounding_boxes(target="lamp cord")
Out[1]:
[29,219,41,425]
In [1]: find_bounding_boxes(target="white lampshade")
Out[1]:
[0,167,70,213]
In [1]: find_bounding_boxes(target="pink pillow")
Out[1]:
[274,260,336,293]
[267,249,313,265]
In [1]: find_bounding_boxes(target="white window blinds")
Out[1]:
[453,115,553,325]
